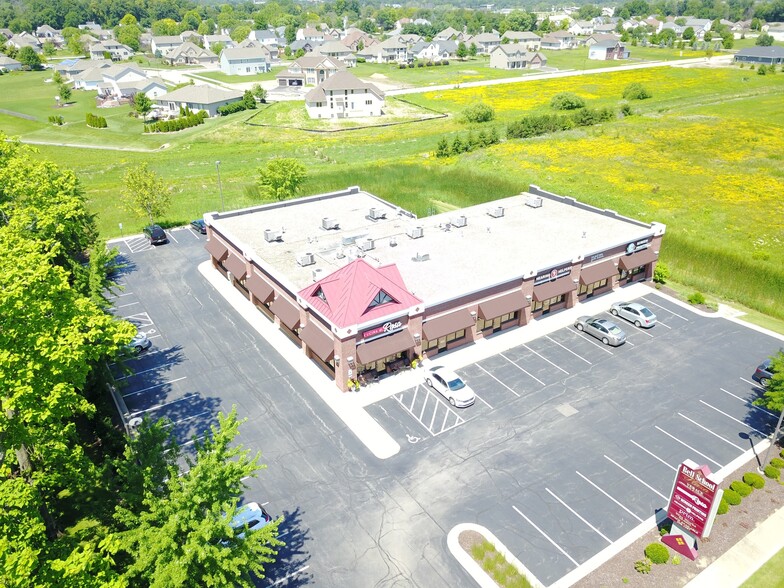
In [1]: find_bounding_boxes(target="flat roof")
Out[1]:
[210,186,663,307]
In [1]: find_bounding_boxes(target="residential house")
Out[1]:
[290,39,317,54]
[249,29,281,48]
[410,40,455,61]
[276,55,345,87]
[203,34,234,52]
[304,70,384,119]
[500,31,541,51]
[366,36,409,63]
[94,64,167,100]
[644,17,663,33]
[73,67,108,91]
[465,32,501,54]
[489,44,547,69]
[593,23,618,34]
[165,42,218,66]
[154,84,244,117]
[540,31,577,50]
[237,38,276,60]
[219,47,271,75]
[151,36,182,56]
[342,30,375,52]
[397,33,423,46]
[660,21,684,36]
[684,18,712,39]
[89,40,134,61]
[179,31,202,44]
[435,26,462,41]
[78,21,101,32]
[584,33,621,46]
[588,40,629,60]
[35,25,63,46]
[8,32,41,53]
[568,20,595,35]
[315,40,355,63]
[0,55,22,71]
[55,58,111,79]
[0,28,13,41]
[766,23,784,41]
[734,46,784,65]
[299,26,329,42]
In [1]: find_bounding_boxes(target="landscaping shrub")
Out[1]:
[570,107,615,127]
[653,261,670,284]
[550,92,585,110]
[462,101,495,123]
[507,113,573,138]
[48,115,64,126]
[85,113,107,128]
[730,480,753,497]
[723,488,742,505]
[145,111,207,133]
[765,465,781,479]
[623,82,652,100]
[744,472,766,489]
[687,291,706,305]
[217,101,248,116]
[620,103,633,116]
[417,62,423,67]
[634,559,651,574]
[717,497,729,515]
[433,127,501,158]
[442,60,449,65]
[644,542,670,564]
[399,63,407,69]
[757,65,767,75]
[770,457,784,469]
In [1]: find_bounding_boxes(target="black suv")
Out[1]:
[143,224,167,245]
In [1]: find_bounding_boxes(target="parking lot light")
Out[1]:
[759,406,784,473]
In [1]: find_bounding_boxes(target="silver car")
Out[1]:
[574,316,627,346]
[610,302,657,328]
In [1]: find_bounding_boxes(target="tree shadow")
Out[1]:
[255,506,313,587]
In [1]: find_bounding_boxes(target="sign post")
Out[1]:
[662,459,723,560]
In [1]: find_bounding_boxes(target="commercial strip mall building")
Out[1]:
[204,185,665,391]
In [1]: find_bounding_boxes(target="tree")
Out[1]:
[114,409,283,587]
[152,18,179,36]
[256,158,306,201]
[252,84,267,103]
[456,41,468,59]
[578,4,602,19]
[284,24,296,44]
[501,10,535,33]
[16,46,41,70]
[756,33,774,46]
[682,26,695,40]
[468,42,477,57]
[134,92,152,123]
[58,83,72,103]
[121,163,171,225]
[755,352,784,411]
[42,40,56,56]
[115,15,142,52]
[242,90,257,109]
[231,24,251,43]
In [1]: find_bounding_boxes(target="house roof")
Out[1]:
[317,40,352,54]
[736,46,784,58]
[152,35,182,45]
[470,32,501,43]
[0,55,21,65]
[298,258,422,329]
[304,70,384,102]
[101,63,145,80]
[221,47,269,61]
[592,40,624,49]
[156,84,243,105]
[435,26,460,39]
[292,54,344,69]
[167,41,216,59]
[502,31,541,41]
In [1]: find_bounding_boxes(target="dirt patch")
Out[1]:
[458,529,485,554]
[370,73,388,79]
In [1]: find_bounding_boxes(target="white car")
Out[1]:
[610,302,657,328]
[425,366,475,408]
[229,502,272,540]
[128,330,152,353]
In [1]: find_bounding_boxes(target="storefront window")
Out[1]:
[532,294,564,313]
[423,329,466,352]
[477,312,517,331]
[358,352,405,377]
[578,278,608,296]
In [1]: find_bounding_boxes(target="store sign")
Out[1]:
[589,252,604,262]
[534,265,571,285]
[625,238,651,255]
[362,320,403,339]
[666,461,720,539]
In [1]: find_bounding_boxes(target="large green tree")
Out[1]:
[256,157,306,201]
[121,162,172,225]
[755,352,784,411]
[16,45,41,69]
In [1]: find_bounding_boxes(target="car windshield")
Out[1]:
[447,378,465,391]
[639,307,654,317]
[608,326,623,335]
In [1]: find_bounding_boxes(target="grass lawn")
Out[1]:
[353,58,526,87]
[740,547,784,588]
[539,44,710,71]
[193,66,285,84]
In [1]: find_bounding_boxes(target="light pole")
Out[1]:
[215,160,224,212]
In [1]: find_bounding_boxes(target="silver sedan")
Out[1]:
[610,302,657,328]
[574,316,627,346]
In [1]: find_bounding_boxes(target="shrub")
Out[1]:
[620,103,633,116]
[623,82,652,100]
[85,113,107,128]
[653,261,670,284]
[357,57,366,63]
[765,464,781,479]
[717,497,729,514]
[770,458,784,469]
[417,61,424,67]
[730,480,753,497]
[672,556,681,565]
[398,63,407,69]
[48,115,64,126]
[217,101,248,116]
[507,113,572,139]
[550,92,585,110]
[571,107,615,127]
[442,60,449,65]
[687,291,706,305]
[462,101,495,123]
[744,472,766,489]
[634,559,651,574]
[724,488,742,505]
[645,542,670,564]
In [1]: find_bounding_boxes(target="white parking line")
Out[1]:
[629,440,677,472]
[115,361,177,380]
[678,413,746,451]
[656,321,671,329]
[393,389,465,436]
[545,336,592,365]
[269,565,310,587]
[418,391,429,421]
[166,230,178,243]
[523,344,570,373]
[129,392,199,417]
[474,392,494,410]
[512,505,579,566]
[721,387,777,417]
[498,353,546,385]
[654,425,721,467]
[739,377,761,387]
[116,292,135,297]
[428,397,438,430]
[575,471,643,522]
[571,331,614,354]
[476,363,521,396]
[407,386,419,411]
[604,455,668,500]
[545,487,612,543]
[699,399,767,436]
[641,297,689,321]
[632,326,655,337]
[122,376,187,398]
[116,301,139,309]
[166,410,210,427]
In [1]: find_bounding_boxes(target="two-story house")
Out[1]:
[304,71,384,119]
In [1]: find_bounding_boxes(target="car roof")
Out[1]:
[231,502,263,527]
[431,366,460,378]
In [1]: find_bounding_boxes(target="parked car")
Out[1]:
[128,330,151,354]
[425,365,475,408]
[752,359,776,387]
[574,316,627,346]
[143,224,167,245]
[229,502,273,540]
[610,301,657,328]
[190,219,207,234]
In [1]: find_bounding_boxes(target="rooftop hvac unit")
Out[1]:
[368,207,387,220]
[264,229,283,242]
[389,237,397,247]
[525,195,543,208]
[412,252,430,262]
[487,206,504,218]
[341,235,357,246]
[359,238,374,251]
[407,226,424,239]
[322,217,339,230]
[296,252,315,267]
[451,215,467,228]
[335,248,345,259]
[312,268,323,282]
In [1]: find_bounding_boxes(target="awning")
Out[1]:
[223,253,247,280]
[579,260,618,285]
[478,291,529,321]
[246,272,274,303]
[300,323,334,362]
[533,278,577,302]
[619,248,658,271]
[356,330,415,365]
[422,309,475,341]
[270,296,301,330]
[205,238,228,262]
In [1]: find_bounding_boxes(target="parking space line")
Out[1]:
[545,336,592,365]
[428,398,438,430]
[476,364,520,396]
[632,326,654,338]
[640,297,689,321]
[116,301,139,309]
[699,400,767,436]
[656,321,671,329]
[122,376,187,398]
[115,361,177,380]
[523,344,570,373]
[407,387,419,412]
[545,487,612,543]
[604,455,668,500]
[720,388,777,417]
[512,505,579,566]
[654,425,721,468]
[572,331,614,355]
[116,292,135,297]
[498,353,545,386]
[630,440,677,472]
[129,392,199,417]
[474,393,493,410]
[625,340,635,347]
[739,377,761,388]
[166,230,178,243]
[575,471,643,522]
[164,410,210,427]
[678,413,746,451]
[269,565,310,587]
[441,408,450,430]
[418,392,429,421]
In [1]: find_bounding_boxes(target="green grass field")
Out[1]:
[3,62,783,321]
[741,547,784,588]
[192,66,285,84]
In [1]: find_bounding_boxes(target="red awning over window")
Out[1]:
[356,330,415,365]
[618,248,657,271]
